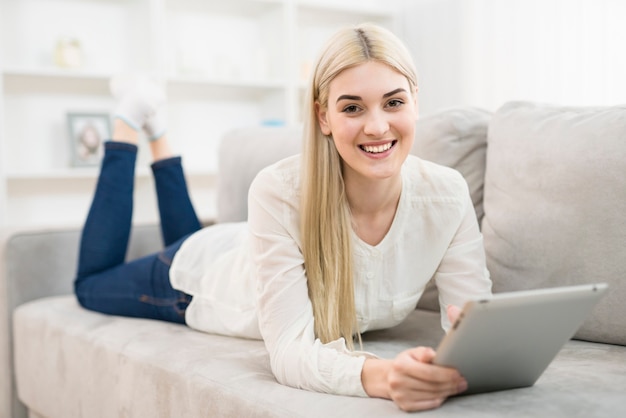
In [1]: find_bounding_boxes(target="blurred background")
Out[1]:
[0,0,623,228]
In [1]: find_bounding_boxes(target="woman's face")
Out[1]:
[316,60,418,184]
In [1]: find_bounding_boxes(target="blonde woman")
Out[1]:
[75,23,491,412]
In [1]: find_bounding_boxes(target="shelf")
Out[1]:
[167,77,285,101]
[6,167,215,181]
[0,0,151,75]
[164,2,285,83]
[6,168,100,181]
[2,68,111,95]
[166,0,283,16]
[296,1,394,25]
[2,68,286,100]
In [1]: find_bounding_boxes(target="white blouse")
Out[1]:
[169,154,492,397]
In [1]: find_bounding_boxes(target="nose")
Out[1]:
[363,109,389,137]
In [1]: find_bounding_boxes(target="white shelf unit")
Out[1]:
[0,0,397,228]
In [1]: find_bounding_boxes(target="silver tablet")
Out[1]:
[433,283,608,395]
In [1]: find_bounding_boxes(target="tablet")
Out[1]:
[433,283,608,395]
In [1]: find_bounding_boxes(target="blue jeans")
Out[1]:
[74,141,202,324]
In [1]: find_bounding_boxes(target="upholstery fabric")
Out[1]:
[482,101,626,345]
[216,126,302,223]
[14,296,626,418]
[412,106,491,224]
[1,225,164,418]
[412,107,491,311]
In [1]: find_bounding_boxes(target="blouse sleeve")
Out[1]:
[434,185,493,331]
[247,162,373,397]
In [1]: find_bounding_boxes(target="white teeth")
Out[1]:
[362,142,393,153]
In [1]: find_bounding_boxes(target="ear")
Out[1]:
[315,102,332,135]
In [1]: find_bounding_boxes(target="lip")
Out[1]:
[358,140,397,158]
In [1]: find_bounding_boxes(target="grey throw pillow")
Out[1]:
[482,101,626,346]
[411,106,491,224]
[411,106,491,312]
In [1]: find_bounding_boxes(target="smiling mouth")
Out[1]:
[360,140,397,154]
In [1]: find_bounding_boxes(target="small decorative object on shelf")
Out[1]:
[54,37,83,68]
[67,112,110,167]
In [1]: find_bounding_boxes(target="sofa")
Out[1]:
[2,101,625,418]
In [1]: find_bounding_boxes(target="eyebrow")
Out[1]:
[383,88,407,98]
[336,88,408,103]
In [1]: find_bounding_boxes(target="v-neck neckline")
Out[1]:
[351,168,407,252]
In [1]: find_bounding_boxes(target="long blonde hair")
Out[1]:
[300,23,418,348]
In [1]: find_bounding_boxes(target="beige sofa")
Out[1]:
[2,102,625,417]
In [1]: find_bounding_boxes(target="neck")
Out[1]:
[345,173,402,216]
[345,173,402,246]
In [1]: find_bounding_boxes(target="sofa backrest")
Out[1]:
[217,126,303,223]
[4,225,163,311]
[217,107,491,225]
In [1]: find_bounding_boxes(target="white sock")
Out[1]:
[110,75,165,131]
[144,105,168,141]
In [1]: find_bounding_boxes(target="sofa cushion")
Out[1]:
[412,107,491,312]
[482,101,626,346]
[14,296,626,417]
[412,106,491,224]
[217,126,302,223]
[14,296,443,418]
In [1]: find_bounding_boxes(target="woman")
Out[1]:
[75,23,491,412]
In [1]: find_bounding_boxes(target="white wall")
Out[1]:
[396,0,626,114]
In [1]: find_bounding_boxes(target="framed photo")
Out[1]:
[67,112,110,167]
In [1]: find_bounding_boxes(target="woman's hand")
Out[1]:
[362,348,467,412]
[447,304,462,325]
[389,347,467,411]
[361,304,468,411]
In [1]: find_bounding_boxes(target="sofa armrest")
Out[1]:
[1,224,165,418]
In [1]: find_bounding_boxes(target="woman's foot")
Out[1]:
[110,74,173,161]
[110,74,166,135]
[144,106,168,142]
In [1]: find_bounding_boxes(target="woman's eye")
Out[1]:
[342,105,361,114]
[386,99,404,108]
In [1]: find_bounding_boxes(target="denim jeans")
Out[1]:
[74,141,201,324]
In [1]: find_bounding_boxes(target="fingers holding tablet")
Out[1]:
[387,347,468,411]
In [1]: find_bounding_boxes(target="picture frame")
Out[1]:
[67,112,111,167]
